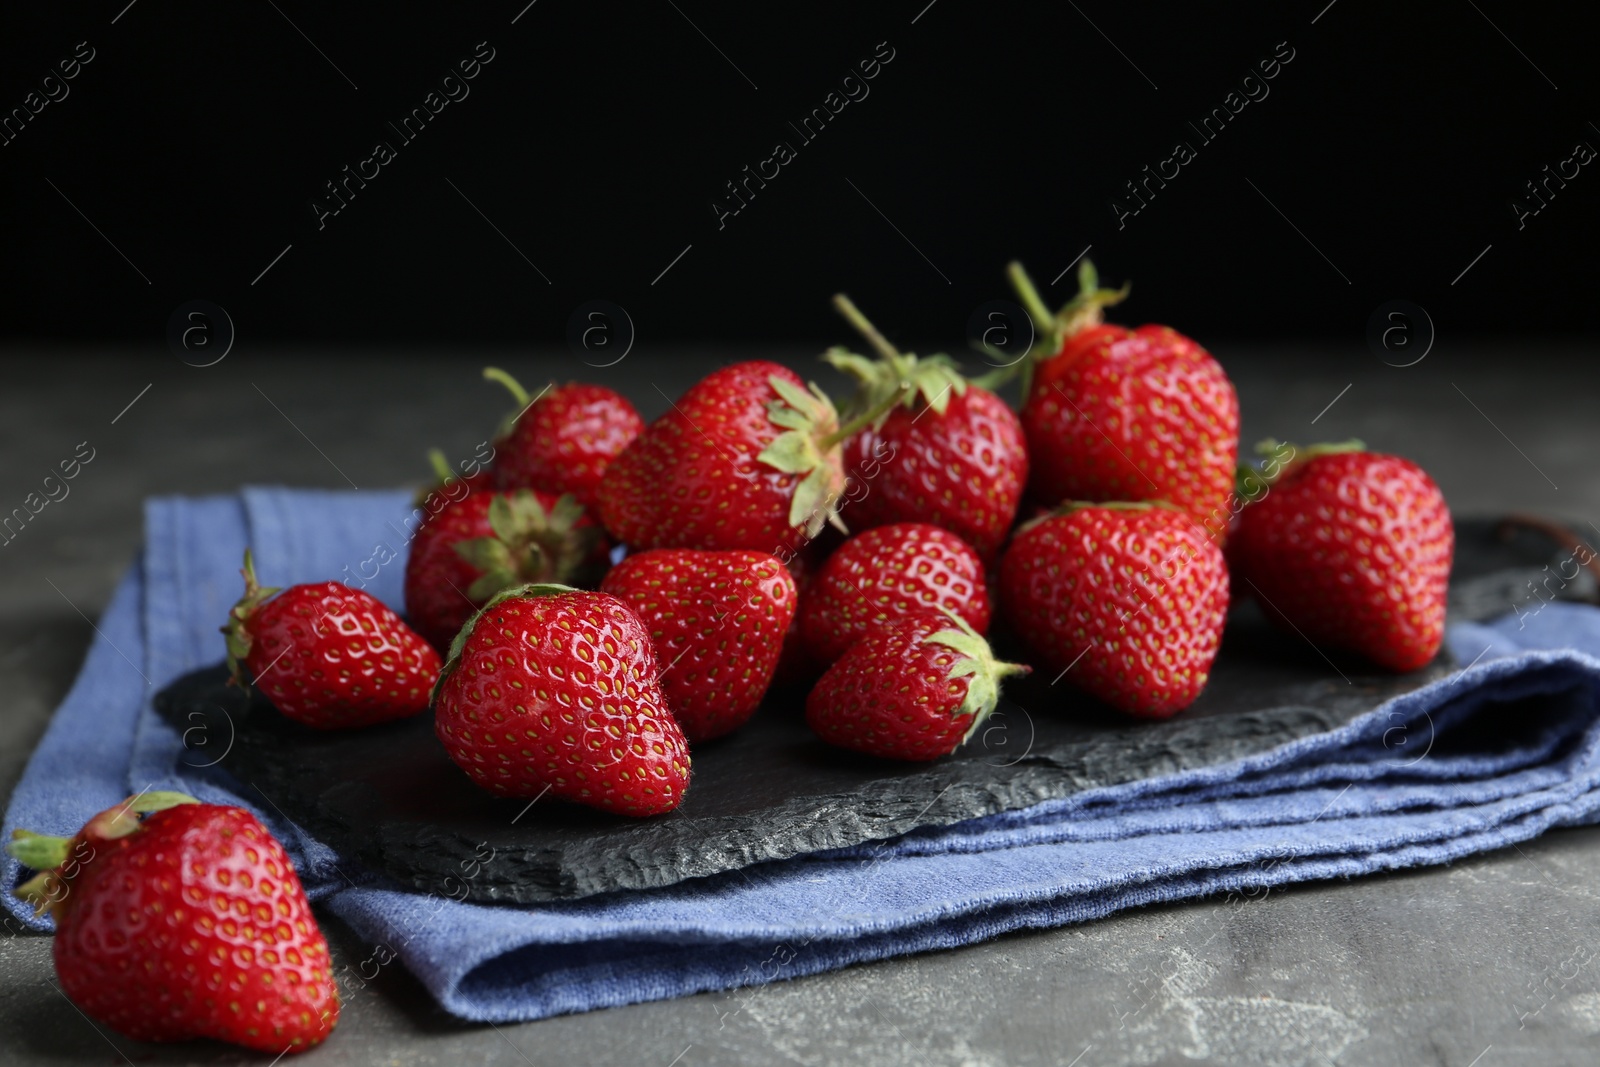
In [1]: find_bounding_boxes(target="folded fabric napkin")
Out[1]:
[6,488,1600,1023]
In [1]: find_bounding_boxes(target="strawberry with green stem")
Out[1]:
[223,550,441,729]
[1229,439,1452,672]
[825,295,1028,558]
[8,792,339,1052]
[403,488,606,651]
[1007,260,1239,533]
[481,367,643,509]
[806,609,1030,761]
[431,583,691,814]
[596,362,909,556]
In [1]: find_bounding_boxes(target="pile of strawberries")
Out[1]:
[8,261,1455,1053]
[209,260,1452,799]
[217,259,1456,803]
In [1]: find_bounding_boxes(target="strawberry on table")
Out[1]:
[432,583,691,815]
[1229,441,1453,672]
[596,361,905,556]
[8,792,338,1053]
[481,368,643,509]
[999,501,1229,718]
[806,610,1029,761]
[600,548,797,742]
[403,489,606,651]
[826,294,1028,558]
[798,522,992,665]
[1009,260,1239,535]
[222,551,440,729]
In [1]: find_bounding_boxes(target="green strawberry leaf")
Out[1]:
[757,374,848,537]
[923,610,1031,744]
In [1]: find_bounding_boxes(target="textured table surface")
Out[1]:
[2,346,1598,1067]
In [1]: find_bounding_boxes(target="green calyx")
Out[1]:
[432,582,578,706]
[220,549,281,687]
[1236,438,1365,502]
[824,293,967,422]
[8,830,72,874]
[453,491,601,601]
[923,610,1031,744]
[1005,259,1131,396]
[756,375,851,539]
[483,366,550,438]
[9,792,199,917]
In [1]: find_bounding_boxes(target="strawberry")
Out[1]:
[1009,260,1239,534]
[403,489,606,651]
[596,361,902,556]
[806,611,1029,761]
[8,792,338,1052]
[770,546,824,687]
[432,583,691,815]
[999,501,1229,717]
[600,548,797,741]
[826,295,1028,558]
[222,551,441,729]
[481,368,643,509]
[798,522,992,665]
[1228,441,1453,671]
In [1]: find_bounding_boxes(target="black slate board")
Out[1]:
[153,517,1595,905]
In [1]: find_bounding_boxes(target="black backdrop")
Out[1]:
[0,1,1594,352]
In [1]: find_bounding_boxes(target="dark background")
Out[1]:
[0,0,1593,354]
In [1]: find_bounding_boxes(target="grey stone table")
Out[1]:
[2,346,1598,1066]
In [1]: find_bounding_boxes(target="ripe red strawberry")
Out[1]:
[771,547,824,687]
[600,549,797,741]
[597,361,892,556]
[8,792,338,1052]
[482,368,643,509]
[806,611,1029,761]
[432,584,691,815]
[404,489,605,651]
[798,523,992,665]
[222,552,441,729]
[1009,261,1239,533]
[999,502,1229,717]
[1229,443,1453,671]
[826,295,1028,558]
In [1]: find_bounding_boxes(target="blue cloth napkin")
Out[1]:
[6,488,1600,1023]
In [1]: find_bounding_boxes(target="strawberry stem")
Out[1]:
[7,829,71,872]
[482,366,531,408]
[832,294,904,367]
[82,792,200,842]
[1056,259,1130,337]
[1006,261,1058,351]
[824,294,967,431]
[1006,260,1131,398]
[427,448,456,485]
[820,384,911,449]
[220,550,282,687]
